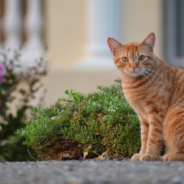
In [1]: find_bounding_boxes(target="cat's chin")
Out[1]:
[128,72,142,77]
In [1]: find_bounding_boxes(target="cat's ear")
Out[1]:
[142,33,156,52]
[107,38,122,55]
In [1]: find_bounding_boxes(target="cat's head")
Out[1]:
[107,33,156,77]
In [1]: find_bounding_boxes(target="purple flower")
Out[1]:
[0,63,3,83]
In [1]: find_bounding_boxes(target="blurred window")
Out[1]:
[164,0,184,67]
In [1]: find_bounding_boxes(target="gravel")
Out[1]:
[0,160,184,184]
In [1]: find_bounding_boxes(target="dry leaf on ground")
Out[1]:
[83,144,92,159]
[95,151,110,161]
[110,154,124,159]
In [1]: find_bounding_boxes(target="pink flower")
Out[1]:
[0,63,3,83]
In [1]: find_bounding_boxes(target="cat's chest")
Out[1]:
[122,81,154,106]
[123,90,149,119]
[123,87,168,121]
[123,90,144,109]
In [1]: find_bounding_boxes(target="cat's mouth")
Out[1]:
[130,72,140,77]
[128,70,142,77]
[122,69,143,77]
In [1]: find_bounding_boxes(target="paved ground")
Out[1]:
[1,161,184,184]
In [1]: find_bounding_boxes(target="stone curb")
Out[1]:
[0,161,184,184]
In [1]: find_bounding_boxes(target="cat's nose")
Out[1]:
[132,66,138,71]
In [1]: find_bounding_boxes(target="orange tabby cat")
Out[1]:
[108,33,184,161]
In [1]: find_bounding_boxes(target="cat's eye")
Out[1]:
[138,55,145,61]
[122,57,129,62]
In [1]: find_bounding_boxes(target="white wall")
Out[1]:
[123,0,164,60]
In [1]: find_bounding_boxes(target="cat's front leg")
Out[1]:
[139,121,164,161]
[131,117,149,161]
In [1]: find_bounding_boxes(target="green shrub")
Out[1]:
[17,80,140,160]
[0,50,46,161]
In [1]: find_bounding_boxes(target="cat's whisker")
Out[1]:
[144,69,157,80]
[141,72,147,82]
[146,71,156,78]
[145,67,156,72]
[144,71,154,82]
[145,68,157,76]
[143,72,152,87]
[144,71,159,89]
[142,74,146,84]
[141,69,156,87]
[110,70,121,79]
[146,71,157,82]
[119,70,128,77]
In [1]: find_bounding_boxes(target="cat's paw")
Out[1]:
[140,154,159,161]
[162,153,184,161]
[131,153,141,161]
[162,153,173,161]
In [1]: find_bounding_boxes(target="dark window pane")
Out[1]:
[176,0,184,57]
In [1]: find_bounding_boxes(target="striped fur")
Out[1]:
[108,33,184,161]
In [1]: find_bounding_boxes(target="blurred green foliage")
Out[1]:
[0,50,46,161]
